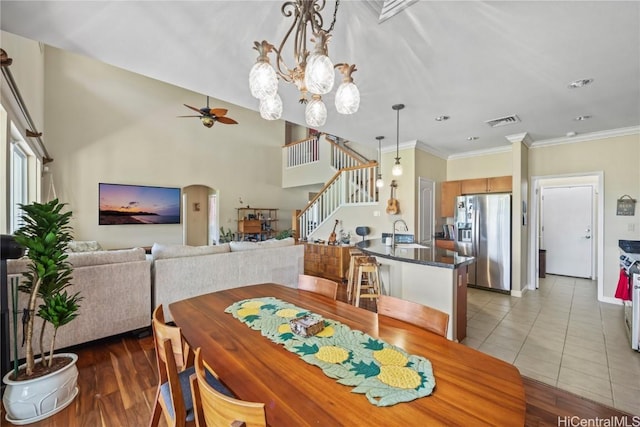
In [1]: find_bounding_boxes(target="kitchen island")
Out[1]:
[356,239,475,341]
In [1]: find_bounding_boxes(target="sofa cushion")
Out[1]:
[68,240,103,252]
[151,243,231,261]
[68,248,147,267]
[7,248,146,271]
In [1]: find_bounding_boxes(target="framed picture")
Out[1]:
[616,195,636,216]
[99,183,181,225]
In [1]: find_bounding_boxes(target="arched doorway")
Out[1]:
[182,185,217,246]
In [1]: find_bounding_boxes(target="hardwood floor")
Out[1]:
[1,284,634,426]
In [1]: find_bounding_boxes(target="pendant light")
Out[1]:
[375,136,385,188]
[391,104,405,176]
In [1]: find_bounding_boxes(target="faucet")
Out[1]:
[392,219,409,249]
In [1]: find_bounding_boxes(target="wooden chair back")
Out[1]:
[191,348,266,427]
[150,305,194,427]
[377,295,449,338]
[297,274,339,300]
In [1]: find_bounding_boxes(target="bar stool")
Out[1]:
[354,262,381,308]
[347,255,375,303]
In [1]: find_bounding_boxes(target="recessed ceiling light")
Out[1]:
[568,78,594,89]
[467,136,478,141]
[435,115,450,121]
[574,115,592,121]
[566,131,577,137]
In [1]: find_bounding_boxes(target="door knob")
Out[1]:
[585,235,591,239]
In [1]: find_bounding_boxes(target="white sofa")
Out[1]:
[7,248,151,359]
[151,238,304,321]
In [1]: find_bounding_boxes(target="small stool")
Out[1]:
[347,255,375,303]
[354,262,381,308]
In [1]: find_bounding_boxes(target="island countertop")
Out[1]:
[356,238,475,269]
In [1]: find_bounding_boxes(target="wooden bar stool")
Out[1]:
[347,255,376,303]
[354,262,381,308]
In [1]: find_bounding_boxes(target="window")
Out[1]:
[10,141,28,232]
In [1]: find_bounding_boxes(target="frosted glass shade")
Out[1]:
[304,54,334,95]
[249,61,278,100]
[392,161,403,176]
[305,97,327,127]
[335,81,360,114]
[259,93,283,120]
[376,177,384,188]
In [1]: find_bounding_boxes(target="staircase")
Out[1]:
[285,134,379,241]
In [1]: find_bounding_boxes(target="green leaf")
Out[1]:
[349,360,381,378]
[294,343,319,356]
[362,337,384,351]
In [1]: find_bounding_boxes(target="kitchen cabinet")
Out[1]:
[304,243,351,282]
[487,176,512,193]
[441,176,512,217]
[237,208,278,240]
[440,181,461,217]
[461,176,512,194]
[435,239,455,251]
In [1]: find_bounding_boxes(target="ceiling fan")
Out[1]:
[178,96,238,128]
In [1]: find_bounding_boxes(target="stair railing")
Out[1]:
[296,162,378,241]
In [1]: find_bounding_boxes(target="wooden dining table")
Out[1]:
[169,283,525,426]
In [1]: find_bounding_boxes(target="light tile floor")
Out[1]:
[462,275,640,415]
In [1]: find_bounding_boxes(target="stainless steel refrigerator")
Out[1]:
[454,194,511,292]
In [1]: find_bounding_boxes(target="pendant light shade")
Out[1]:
[305,95,327,127]
[259,93,283,120]
[305,33,335,95]
[391,103,405,177]
[249,60,278,100]
[375,136,384,188]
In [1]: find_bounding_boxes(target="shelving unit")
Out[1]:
[237,208,279,241]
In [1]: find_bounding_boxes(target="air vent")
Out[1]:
[379,0,418,23]
[485,115,521,128]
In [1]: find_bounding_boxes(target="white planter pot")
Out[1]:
[2,353,79,425]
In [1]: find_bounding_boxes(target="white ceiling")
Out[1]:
[1,1,639,157]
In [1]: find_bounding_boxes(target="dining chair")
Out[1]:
[376,294,449,338]
[190,347,267,427]
[297,274,339,300]
[149,305,232,427]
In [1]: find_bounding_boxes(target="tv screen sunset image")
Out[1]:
[99,183,181,225]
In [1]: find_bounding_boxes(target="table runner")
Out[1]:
[225,297,436,407]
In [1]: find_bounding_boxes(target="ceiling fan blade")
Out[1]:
[209,108,228,117]
[184,104,203,114]
[216,116,238,125]
[177,115,201,118]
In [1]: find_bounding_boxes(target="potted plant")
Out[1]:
[2,199,83,424]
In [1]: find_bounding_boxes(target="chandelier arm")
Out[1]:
[273,6,302,81]
[309,0,325,32]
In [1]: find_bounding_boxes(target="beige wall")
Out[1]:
[530,133,640,300]
[43,46,310,249]
[446,150,512,180]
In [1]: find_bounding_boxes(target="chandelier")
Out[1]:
[249,0,360,127]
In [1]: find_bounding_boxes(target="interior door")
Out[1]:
[418,177,435,244]
[541,186,593,278]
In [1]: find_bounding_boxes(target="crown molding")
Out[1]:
[505,132,534,147]
[446,144,512,160]
[530,126,640,149]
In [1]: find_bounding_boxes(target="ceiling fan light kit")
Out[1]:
[178,96,238,128]
[249,0,360,126]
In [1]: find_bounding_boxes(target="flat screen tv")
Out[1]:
[99,183,181,225]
